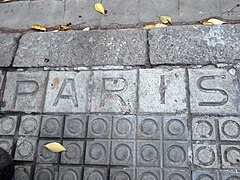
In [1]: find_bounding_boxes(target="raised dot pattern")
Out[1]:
[0,115,239,179]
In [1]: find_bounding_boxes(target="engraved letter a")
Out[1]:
[53,78,78,107]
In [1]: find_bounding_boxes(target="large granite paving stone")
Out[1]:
[44,71,91,113]
[189,68,239,114]
[149,25,240,65]
[139,68,187,113]
[14,30,147,67]
[0,33,21,67]
[1,71,48,113]
[101,0,139,26]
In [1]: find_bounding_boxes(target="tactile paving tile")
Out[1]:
[60,140,84,164]
[19,115,41,136]
[40,115,64,137]
[63,115,86,138]
[0,113,239,179]
[0,138,13,154]
[14,165,32,180]
[83,167,108,180]
[0,116,17,135]
[14,137,37,161]
[85,140,110,165]
[36,139,60,163]
[58,166,82,179]
[34,164,58,180]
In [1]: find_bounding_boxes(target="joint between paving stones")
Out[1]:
[63,0,67,21]
[145,31,152,68]
[136,69,140,114]
[10,33,23,68]
[214,117,222,170]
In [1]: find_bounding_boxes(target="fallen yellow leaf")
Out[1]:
[95,3,105,14]
[144,23,167,29]
[2,0,12,2]
[155,23,167,28]
[31,24,47,32]
[59,25,71,31]
[202,21,213,25]
[208,18,225,25]
[43,142,66,153]
[160,16,172,24]
[83,27,91,31]
[202,18,225,25]
[144,25,156,29]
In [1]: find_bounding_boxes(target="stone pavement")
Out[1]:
[0,0,240,30]
[0,0,240,176]
[0,24,240,180]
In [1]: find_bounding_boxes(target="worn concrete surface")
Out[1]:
[149,24,240,65]
[0,65,239,179]
[0,33,21,67]
[0,0,239,29]
[13,30,147,67]
[0,3,240,179]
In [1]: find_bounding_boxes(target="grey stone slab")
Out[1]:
[0,2,30,29]
[87,115,112,139]
[14,137,37,161]
[40,115,63,137]
[44,71,90,113]
[63,115,86,138]
[112,115,136,139]
[137,115,162,140]
[221,0,240,20]
[139,0,180,23]
[14,30,147,67]
[136,140,161,167]
[110,168,135,180]
[101,0,139,26]
[0,71,4,109]
[64,0,100,26]
[0,33,21,67]
[163,141,189,168]
[34,164,58,180]
[0,116,17,135]
[60,140,84,164]
[29,1,64,27]
[139,69,187,113]
[192,170,219,180]
[85,140,110,165]
[19,115,41,136]
[58,166,82,180]
[221,145,240,169]
[179,0,221,22]
[14,165,31,180]
[163,169,191,180]
[83,167,108,180]
[0,70,5,89]
[192,116,216,141]
[0,138,13,154]
[91,70,137,113]
[2,71,48,113]
[149,25,240,65]
[193,144,219,168]
[163,115,188,140]
[219,117,240,141]
[36,140,60,163]
[220,171,240,179]
[111,140,135,166]
[136,168,162,180]
[189,68,239,114]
